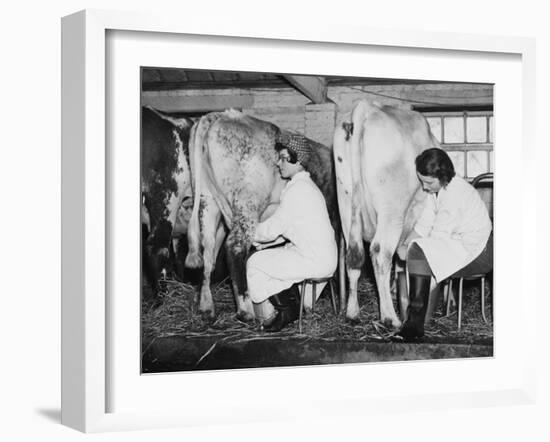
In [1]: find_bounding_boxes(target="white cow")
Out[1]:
[333,100,439,328]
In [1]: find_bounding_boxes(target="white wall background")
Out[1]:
[0,1,547,441]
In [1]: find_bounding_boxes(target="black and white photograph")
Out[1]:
[140,68,495,373]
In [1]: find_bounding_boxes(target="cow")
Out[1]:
[185,110,339,321]
[333,100,439,328]
[141,106,194,294]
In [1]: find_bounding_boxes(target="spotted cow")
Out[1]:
[141,106,194,293]
[333,100,439,328]
[185,110,338,321]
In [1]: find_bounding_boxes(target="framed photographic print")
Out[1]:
[62,9,536,433]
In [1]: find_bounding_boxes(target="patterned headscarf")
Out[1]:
[277,131,311,164]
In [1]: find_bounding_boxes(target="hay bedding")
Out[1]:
[141,276,493,345]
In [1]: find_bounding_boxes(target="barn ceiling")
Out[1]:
[141,67,438,104]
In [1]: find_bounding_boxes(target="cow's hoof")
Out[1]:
[235,311,255,324]
[184,252,203,269]
[382,317,401,330]
[199,310,216,322]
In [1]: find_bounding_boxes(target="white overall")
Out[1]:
[246,171,338,306]
[410,175,492,282]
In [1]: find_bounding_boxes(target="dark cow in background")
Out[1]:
[141,106,194,294]
[333,100,439,328]
[185,110,338,321]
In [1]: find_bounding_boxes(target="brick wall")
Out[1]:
[304,102,336,146]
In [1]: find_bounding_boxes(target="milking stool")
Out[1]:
[442,174,493,330]
[444,273,490,330]
[443,230,493,330]
[298,276,338,333]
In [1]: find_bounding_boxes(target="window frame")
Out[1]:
[423,110,494,179]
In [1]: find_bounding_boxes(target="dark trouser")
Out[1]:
[407,232,493,279]
[406,243,432,276]
[450,233,493,278]
[397,234,493,340]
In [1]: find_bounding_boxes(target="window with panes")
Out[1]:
[421,111,494,180]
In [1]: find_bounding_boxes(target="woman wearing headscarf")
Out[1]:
[246,132,338,332]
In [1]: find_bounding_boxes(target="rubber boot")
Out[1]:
[263,286,300,332]
[396,274,431,341]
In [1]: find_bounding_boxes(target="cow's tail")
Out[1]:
[334,100,376,244]
[430,131,441,149]
[185,116,211,269]
[349,100,372,237]
[203,143,234,230]
[185,113,234,269]
[333,120,353,247]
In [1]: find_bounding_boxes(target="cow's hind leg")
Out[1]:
[345,206,366,322]
[346,268,362,323]
[370,221,403,329]
[345,241,365,323]
[225,229,255,323]
[198,197,223,320]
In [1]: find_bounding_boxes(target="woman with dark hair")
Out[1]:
[246,132,338,332]
[415,147,457,186]
[396,148,493,340]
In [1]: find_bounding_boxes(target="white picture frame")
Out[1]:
[61,9,537,433]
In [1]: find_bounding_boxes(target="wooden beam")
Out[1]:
[283,75,328,104]
[141,94,254,113]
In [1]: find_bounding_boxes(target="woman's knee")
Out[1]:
[246,251,261,271]
[406,243,432,276]
[407,243,425,261]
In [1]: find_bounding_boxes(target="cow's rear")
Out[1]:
[334,100,438,327]
[185,111,283,320]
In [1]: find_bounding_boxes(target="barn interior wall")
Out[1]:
[142,83,493,147]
